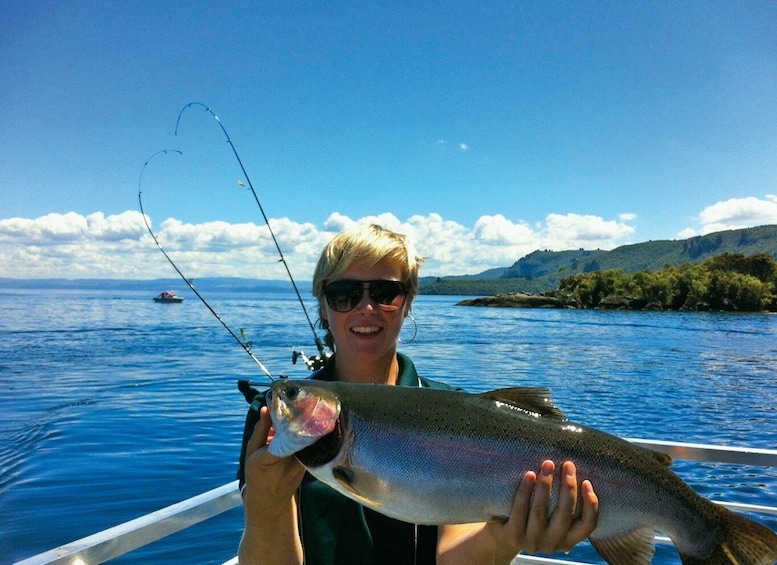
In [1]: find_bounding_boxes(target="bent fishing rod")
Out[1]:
[175,102,329,369]
[138,149,275,382]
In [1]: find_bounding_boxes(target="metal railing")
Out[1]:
[14,482,242,565]
[14,439,777,565]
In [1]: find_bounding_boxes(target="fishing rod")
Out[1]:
[138,149,275,382]
[175,102,329,371]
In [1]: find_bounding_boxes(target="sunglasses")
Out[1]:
[323,279,408,313]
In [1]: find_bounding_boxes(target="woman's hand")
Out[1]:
[242,406,306,508]
[238,406,306,565]
[490,460,599,555]
[437,460,599,564]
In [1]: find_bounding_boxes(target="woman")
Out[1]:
[238,224,599,564]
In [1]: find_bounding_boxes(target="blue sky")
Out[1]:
[2,1,777,279]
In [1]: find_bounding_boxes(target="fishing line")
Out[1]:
[175,102,329,369]
[138,149,275,382]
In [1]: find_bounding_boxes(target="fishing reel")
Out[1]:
[292,349,331,372]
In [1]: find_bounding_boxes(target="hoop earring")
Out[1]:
[399,314,417,344]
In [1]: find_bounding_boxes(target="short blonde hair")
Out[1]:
[312,224,424,313]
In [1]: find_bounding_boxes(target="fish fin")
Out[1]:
[480,387,567,421]
[646,448,673,467]
[590,527,656,565]
[333,468,383,508]
[679,505,777,565]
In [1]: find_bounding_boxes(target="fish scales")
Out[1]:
[332,384,708,538]
[267,380,777,565]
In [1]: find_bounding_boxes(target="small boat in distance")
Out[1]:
[152,291,184,303]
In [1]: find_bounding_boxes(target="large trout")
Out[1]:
[266,380,777,565]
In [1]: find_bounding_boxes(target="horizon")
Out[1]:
[2,222,773,283]
[3,3,777,279]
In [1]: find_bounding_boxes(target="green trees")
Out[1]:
[556,253,777,311]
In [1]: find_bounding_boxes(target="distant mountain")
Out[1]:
[421,224,777,295]
[0,277,309,293]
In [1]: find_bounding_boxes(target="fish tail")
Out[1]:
[681,505,777,565]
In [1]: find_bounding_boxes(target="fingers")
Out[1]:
[568,479,599,543]
[523,460,555,548]
[544,461,582,553]
[504,461,599,555]
[542,461,599,553]
[243,406,305,506]
[246,406,290,469]
[246,406,272,454]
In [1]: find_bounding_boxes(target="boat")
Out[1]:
[152,291,184,303]
[14,438,777,565]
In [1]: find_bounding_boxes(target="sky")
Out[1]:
[2,1,777,280]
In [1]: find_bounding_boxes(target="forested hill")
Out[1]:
[420,224,777,295]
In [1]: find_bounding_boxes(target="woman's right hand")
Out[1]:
[242,405,306,511]
[239,406,306,565]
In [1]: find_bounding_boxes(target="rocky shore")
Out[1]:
[457,293,569,308]
[457,292,668,310]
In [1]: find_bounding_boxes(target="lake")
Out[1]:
[1,286,775,564]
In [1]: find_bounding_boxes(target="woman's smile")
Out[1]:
[351,325,382,335]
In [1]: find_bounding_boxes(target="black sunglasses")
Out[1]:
[323,279,408,313]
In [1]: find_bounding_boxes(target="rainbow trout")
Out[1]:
[266,380,777,565]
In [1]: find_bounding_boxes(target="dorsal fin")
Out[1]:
[479,387,567,421]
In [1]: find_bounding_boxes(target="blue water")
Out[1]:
[1,287,776,564]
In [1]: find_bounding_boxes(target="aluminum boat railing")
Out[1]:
[15,439,777,565]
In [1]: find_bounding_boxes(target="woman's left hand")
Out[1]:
[437,460,599,564]
[488,460,599,555]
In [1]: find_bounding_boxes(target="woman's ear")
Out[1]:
[404,296,414,317]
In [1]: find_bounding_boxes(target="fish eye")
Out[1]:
[284,385,300,400]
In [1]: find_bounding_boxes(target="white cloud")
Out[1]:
[12,195,775,281]
[676,227,697,239]
[677,195,777,237]
[542,213,635,250]
[473,214,537,246]
[0,209,640,279]
[696,196,777,235]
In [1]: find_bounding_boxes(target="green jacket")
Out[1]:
[238,353,458,565]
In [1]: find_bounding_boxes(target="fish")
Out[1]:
[266,379,777,565]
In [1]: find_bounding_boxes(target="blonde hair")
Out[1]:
[312,224,424,313]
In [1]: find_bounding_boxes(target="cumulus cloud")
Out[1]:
[0,211,147,244]
[12,196,773,280]
[542,213,635,250]
[680,195,777,237]
[0,210,639,279]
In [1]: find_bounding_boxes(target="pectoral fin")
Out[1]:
[590,527,656,565]
[333,468,383,508]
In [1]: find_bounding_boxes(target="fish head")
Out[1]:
[266,380,341,458]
